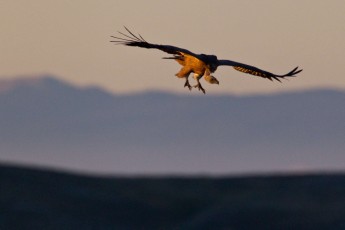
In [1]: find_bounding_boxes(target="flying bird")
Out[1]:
[111,27,302,94]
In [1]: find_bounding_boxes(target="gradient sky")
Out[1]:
[1,0,345,95]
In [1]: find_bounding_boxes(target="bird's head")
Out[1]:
[205,75,220,85]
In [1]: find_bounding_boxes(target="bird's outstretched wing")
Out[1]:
[218,59,302,82]
[110,27,197,57]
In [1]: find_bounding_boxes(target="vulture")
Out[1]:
[111,27,302,94]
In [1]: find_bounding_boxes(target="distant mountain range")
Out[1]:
[0,76,344,174]
[1,164,345,230]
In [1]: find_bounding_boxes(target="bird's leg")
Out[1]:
[184,78,192,91]
[193,79,206,94]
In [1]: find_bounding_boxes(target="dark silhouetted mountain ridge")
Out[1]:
[0,76,344,174]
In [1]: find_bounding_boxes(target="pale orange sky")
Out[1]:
[1,0,345,95]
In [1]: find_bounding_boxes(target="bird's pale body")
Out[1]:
[172,53,219,92]
[175,53,207,78]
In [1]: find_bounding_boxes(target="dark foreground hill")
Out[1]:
[1,164,345,230]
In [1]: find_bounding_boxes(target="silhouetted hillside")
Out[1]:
[0,76,345,174]
[1,164,345,229]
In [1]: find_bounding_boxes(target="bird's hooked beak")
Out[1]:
[212,76,220,85]
[205,75,220,85]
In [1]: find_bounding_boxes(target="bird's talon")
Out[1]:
[184,82,192,91]
[193,84,206,94]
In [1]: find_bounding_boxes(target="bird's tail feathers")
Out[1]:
[162,54,183,61]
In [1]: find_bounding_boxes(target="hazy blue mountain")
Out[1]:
[1,164,345,230]
[0,76,344,174]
